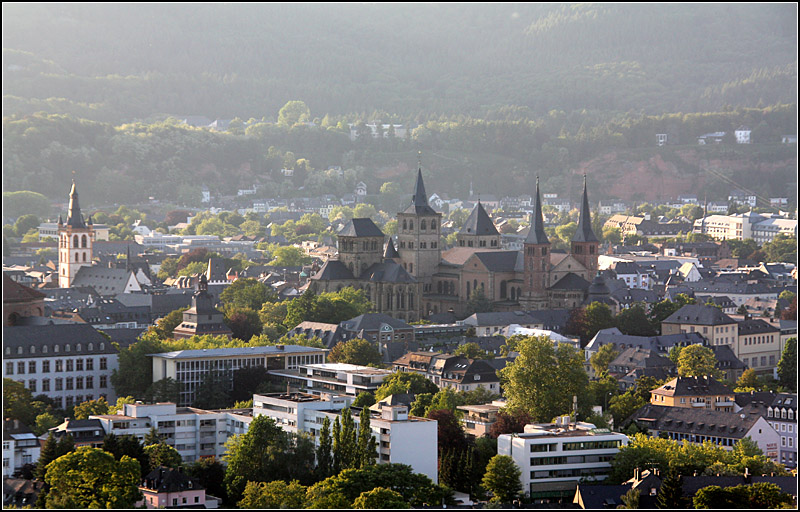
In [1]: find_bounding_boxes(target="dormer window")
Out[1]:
[54,345,60,353]
[65,344,71,352]
[43,345,48,354]
[30,346,35,354]
[76,344,82,352]
[17,347,23,355]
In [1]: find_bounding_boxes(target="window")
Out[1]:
[100,376,107,388]
[100,358,107,370]
[5,362,12,375]
[66,360,74,372]
[28,379,36,392]
[17,362,25,374]
[86,359,93,371]
[86,376,93,389]
[76,359,83,372]
[55,378,63,391]
[42,379,50,392]
[66,377,73,390]
[76,377,84,390]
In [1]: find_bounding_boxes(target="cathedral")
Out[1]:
[308,169,601,320]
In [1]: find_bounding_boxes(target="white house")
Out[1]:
[735,125,751,144]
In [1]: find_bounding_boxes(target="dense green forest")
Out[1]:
[2,4,797,206]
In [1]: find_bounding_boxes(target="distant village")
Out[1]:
[3,156,797,509]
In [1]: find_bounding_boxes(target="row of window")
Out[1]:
[6,357,107,375]
[768,408,796,420]
[742,355,776,368]
[530,454,614,466]
[530,468,610,480]
[60,234,90,248]
[562,440,624,451]
[5,342,106,355]
[23,375,108,393]
[401,219,438,232]
[743,335,776,345]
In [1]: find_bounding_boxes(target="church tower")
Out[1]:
[570,175,600,278]
[521,177,551,309]
[456,201,501,249]
[397,167,442,291]
[58,180,94,288]
[337,218,385,278]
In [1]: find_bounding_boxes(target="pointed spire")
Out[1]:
[525,176,549,245]
[461,200,499,236]
[572,174,598,243]
[403,161,436,215]
[66,179,87,229]
[383,238,400,260]
[58,214,64,226]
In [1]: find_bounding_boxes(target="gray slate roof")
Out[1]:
[461,202,499,236]
[4,324,116,358]
[549,272,591,291]
[627,404,761,439]
[338,218,385,238]
[341,313,413,333]
[71,266,136,296]
[474,251,519,272]
[662,304,736,326]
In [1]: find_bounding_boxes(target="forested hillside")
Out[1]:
[2,4,796,120]
[2,4,796,206]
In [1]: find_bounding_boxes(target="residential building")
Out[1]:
[2,478,45,508]
[136,467,216,509]
[3,323,119,409]
[461,309,570,337]
[47,418,107,448]
[267,363,393,396]
[649,376,735,412]
[338,312,416,343]
[3,274,45,326]
[252,393,438,482]
[626,404,780,461]
[584,328,705,361]
[391,352,502,393]
[458,403,502,437]
[767,394,797,468]
[498,420,628,501]
[91,402,236,463]
[150,345,327,406]
[607,347,675,387]
[736,319,782,374]
[735,125,751,144]
[661,304,739,347]
[2,420,40,479]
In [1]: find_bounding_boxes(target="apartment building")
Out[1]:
[497,420,628,501]
[457,403,502,437]
[267,363,393,396]
[2,420,41,479]
[149,344,327,406]
[736,319,783,375]
[649,376,736,412]
[661,305,739,347]
[3,323,119,410]
[252,392,438,482]
[767,394,797,469]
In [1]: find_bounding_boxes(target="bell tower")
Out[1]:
[58,180,94,288]
[570,175,600,278]
[521,177,551,309]
[397,165,442,290]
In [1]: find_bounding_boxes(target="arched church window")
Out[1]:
[421,220,427,231]
[403,220,407,230]
[409,221,414,230]
[73,235,79,247]
[82,235,87,248]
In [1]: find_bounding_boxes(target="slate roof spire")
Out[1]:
[403,157,437,215]
[525,176,549,245]
[573,174,599,243]
[461,200,499,236]
[66,179,87,229]
[384,237,400,259]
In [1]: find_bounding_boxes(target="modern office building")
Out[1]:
[149,344,327,406]
[497,419,628,501]
[267,363,393,396]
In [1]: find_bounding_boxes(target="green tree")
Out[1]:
[284,288,317,328]
[467,288,493,315]
[583,302,617,340]
[34,411,62,436]
[482,455,522,504]
[608,390,647,427]
[677,345,720,378]
[357,407,378,468]
[499,336,588,422]
[144,442,182,471]
[735,368,759,390]
[278,100,311,127]
[102,433,150,478]
[13,214,40,237]
[777,337,797,391]
[374,372,440,401]
[316,416,334,479]
[223,306,263,341]
[616,304,657,336]
[270,245,312,266]
[111,334,168,398]
[352,391,376,408]
[3,378,36,425]
[619,487,640,509]
[353,487,411,509]
[44,446,142,508]
[185,457,227,505]
[693,482,791,509]
[590,344,620,376]
[334,408,359,471]
[655,470,685,509]
[72,397,110,419]
[3,190,50,219]
[239,479,308,509]
[328,338,382,366]
[220,278,274,310]
[36,433,75,480]
[455,342,490,359]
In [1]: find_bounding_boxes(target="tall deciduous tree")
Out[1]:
[482,455,522,504]
[144,442,182,471]
[220,278,274,310]
[352,487,411,509]
[316,416,334,478]
[374,372,440,401]
[356,407,378,468]
[777,337,797,391]
[677,345,720,379]
[590,344,620,376]
[328,338,382,366]
[44,447,142,508]
[499,336,588,422]
[239,480,307,509]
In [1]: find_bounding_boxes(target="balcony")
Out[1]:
[691,402,706,407]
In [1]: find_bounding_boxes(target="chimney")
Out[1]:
[634,468,640,482]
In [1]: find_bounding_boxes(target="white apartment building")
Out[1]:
[694,212,796,244]
[150,345,327,406]
[3,324,119,410]
[90,402,248,462]
[253,393,438,483]
[267,363,393,397]
[498,420,628,500]
[751,217,798,245]
[766,394,797,469]
[3,420,41,478]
